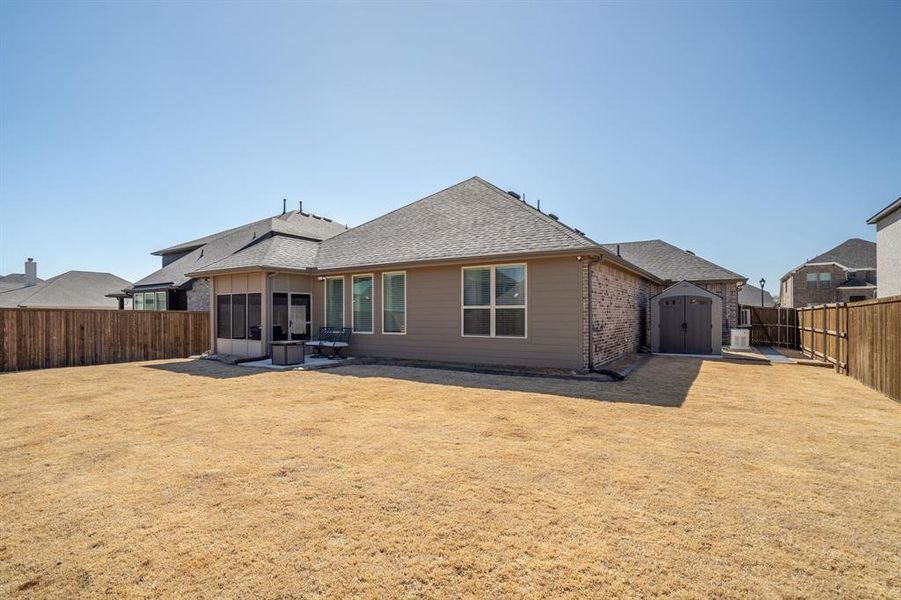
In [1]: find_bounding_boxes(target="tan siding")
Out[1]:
[334,257,583,369]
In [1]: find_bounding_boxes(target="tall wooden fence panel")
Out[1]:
[845,297,901,402]
[0,308,210,372]
[799,296,900,402]
[742,306,799,348]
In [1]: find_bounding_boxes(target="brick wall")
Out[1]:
[786,264,847,308]
[187,278,210,312]
[581,260,655,369]
[697,281,739,344]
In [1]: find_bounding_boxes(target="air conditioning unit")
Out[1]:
[730,328,750,350]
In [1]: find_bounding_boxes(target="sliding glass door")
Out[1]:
[272,293,311,341]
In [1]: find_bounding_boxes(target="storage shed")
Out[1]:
[650,281,722,355]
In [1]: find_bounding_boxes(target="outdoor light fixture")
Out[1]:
[759,277,766,306]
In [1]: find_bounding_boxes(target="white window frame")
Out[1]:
[460,263,528,339]
[351,274,374,334]
[381,271,407,335]
[323,276,345,329]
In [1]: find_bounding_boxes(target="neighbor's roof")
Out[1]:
[0,273,44,292]
[738,283,775,307]
[315,177,598,271]
[867,197,901,224]
[189,235,321,276]
[807,238,876,269]
[0,271,132,309]
[132,211,347,289]
[600,240,745,282]
[836,276,876,289]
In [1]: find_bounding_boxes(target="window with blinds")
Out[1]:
[382,272,406,334]
[352,275,373,333]
[462,264,526,337]
[325,277,344,329]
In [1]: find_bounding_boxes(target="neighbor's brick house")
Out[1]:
[779,239,877,307]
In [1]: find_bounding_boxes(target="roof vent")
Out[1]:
[616,244,621,257]
[685,250,695,255]
[548,213,559,221]
[282,199,286,215]
[574,229,584,236]
[507,191,521,200]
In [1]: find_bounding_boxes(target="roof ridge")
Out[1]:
[469,177,599,246]
[318,176,485,245]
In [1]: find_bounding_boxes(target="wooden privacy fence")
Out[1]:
[0,308,210,372]
[798,296,901,402]
[743,306,799,347]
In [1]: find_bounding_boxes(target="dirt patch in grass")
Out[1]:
[1,357,899,597]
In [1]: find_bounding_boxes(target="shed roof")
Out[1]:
[600,240,745,283]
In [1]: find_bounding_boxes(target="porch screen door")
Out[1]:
[289,294,311,340]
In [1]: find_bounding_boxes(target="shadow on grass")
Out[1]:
[322,356,711,408]
[144,359,268,379]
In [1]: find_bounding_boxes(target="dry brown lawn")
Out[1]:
[1,357,899,598]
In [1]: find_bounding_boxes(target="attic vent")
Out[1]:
[507,191,521,200]
[574,229,584,236]
[548,213,559,221]
[323,217,332,222]
[685,250,695,255]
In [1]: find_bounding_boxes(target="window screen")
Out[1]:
[232,294,246,340]
[156,291,167,311]
[217,295,231,338]
[134,293,144,310]
[248,294,262,340]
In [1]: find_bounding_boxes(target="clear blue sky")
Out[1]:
[1,1,898,293]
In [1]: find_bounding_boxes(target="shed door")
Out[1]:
[658,294,713,354]
[659,297,685,353]
[684,296,712,354]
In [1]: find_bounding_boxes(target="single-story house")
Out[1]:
[779,238,877,307]
[176,176,675,370]
[0,260,131,310]
[867,197,900,298]
[137,177,750,367]
[599,240,747,344]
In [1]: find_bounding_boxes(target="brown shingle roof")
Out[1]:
[315,177,596,271]
[600,240,745,283]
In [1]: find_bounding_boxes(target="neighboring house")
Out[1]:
[599,240,746,344]
[738,283,775,307]
[867,197,901,298]
[0,258,43,292]
[175,176,667,369]
[0,264,132,310]
[779,239,877,307]
[124,210,348,312]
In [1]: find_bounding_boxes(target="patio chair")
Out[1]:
[304,327,341,358]
[322,327,353,360]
